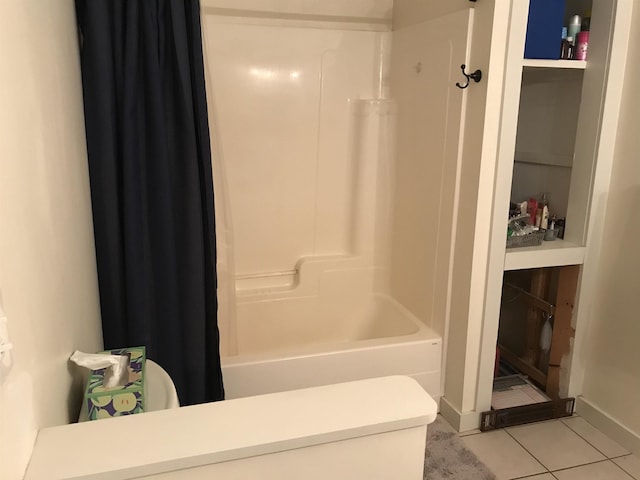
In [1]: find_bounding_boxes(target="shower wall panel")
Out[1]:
[389,10,472,335]
[201,0,393,20]
[204,16,389,279]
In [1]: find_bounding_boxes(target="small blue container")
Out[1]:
[524,0,566,59]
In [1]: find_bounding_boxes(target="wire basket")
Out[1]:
[506,230,545,249]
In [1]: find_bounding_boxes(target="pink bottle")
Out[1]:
[576,31,589,61]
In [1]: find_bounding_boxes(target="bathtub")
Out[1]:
[221,293,442,401]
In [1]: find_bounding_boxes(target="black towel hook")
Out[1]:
[456,64,482,89]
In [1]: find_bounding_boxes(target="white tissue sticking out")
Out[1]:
[70,350,129,388]
[540,318,553,352]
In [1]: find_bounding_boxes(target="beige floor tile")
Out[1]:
[614,455,640,479]
[458,428,482,437]
[507,421,605,471]
[519,474,555,480]
[461,430,546,480]
[553,460,634,479]
[562,417,630,458]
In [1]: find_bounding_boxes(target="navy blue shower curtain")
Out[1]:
[76,0,224,405]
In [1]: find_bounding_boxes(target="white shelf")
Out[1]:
[523,59,587,70]
[514,151,573,168]
[504,239,586,271]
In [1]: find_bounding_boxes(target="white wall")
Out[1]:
[579,1,640,441]
[0,1,103,478]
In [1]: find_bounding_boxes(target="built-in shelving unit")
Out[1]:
[523,59,587,69]
[465,0,630,434]
[481,0,621,425]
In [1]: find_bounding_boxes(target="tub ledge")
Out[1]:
[25,376,437,480]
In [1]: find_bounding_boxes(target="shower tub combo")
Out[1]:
[203,2,445,403]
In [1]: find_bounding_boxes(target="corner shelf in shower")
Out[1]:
[504,239,585,271]
[523,59,587,70]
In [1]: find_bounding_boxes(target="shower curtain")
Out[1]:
[76,0,224,405]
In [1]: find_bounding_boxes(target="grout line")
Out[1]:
[550,459,613,474]
[459,427,551,479]
[611,456,639,480]
[463,419,633,478]
[505,426,551,473]
[560,418,609,457]
[611,453,634,460]
[509,465,555,480]
[560,417,628,459]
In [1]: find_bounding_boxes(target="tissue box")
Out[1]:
[85,346,146,421]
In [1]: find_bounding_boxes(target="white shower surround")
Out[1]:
[202,0,443,402]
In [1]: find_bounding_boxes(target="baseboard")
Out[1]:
[576,396,640,456]
[439,396,481,432]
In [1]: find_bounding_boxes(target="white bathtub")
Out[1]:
[221,293,442,401]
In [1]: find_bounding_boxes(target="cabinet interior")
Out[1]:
[510,0,594,232]
[512,68,584,219]
[497,266,579,399]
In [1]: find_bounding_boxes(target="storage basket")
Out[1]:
[506,230,545,249]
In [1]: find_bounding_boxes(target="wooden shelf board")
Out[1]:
[504,239,586,271]
[523,59,587,70]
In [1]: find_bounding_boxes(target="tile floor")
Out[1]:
[457,416,640,480]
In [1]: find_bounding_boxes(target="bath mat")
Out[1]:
[424,416,496,480]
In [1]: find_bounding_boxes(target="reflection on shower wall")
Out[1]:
[203,13,391,282]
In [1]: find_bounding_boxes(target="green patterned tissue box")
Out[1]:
[85,346,146,421]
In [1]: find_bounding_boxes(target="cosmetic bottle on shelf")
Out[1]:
[568,15,582,43]
[561,37,575,60]
[576,31,589,61]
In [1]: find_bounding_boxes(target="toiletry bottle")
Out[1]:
[539,193,549,230]
[567,38,575,59]
[568,15,582,44]
[541,204,549,230]
[560,27,570,59]
[576,31,589,60]
[556,218,565,239]
[527,198,538,226]
[561,37,574,60]
[520,201,528,216]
